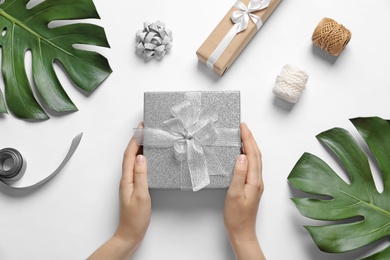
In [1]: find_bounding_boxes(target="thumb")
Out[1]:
[228,155,248,196]
[134,155,149,196]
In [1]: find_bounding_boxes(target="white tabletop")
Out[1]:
[1,0,389,259]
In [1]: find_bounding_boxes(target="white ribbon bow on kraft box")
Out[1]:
[197,0,281,76]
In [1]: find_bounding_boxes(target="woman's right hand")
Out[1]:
[224,122,265,260]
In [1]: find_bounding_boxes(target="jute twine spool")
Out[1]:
[312,17,351,57]
[272,64,309,103]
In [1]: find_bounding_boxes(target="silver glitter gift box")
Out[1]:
[141,91,241,191]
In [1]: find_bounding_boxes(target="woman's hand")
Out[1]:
[88,124,151,259]
[224,122,265,260]
[114,127,151,247]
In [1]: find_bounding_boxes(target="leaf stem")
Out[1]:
[0,8,77,59]
[339,190,390,218]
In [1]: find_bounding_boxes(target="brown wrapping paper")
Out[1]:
[196,0,281,76]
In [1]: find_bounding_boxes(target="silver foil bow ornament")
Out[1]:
[135,20,173,61]
[134,100,241,191]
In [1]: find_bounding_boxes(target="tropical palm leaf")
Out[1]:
[288,117,390,259]
[0,0,112,119]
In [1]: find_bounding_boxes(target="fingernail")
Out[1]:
[238,154,247,163]
[136,155,145,164]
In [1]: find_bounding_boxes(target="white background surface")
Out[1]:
[1,0,390,259]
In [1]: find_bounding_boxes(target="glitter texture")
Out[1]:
[144,91,241,190]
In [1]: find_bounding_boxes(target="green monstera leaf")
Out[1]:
[288,117,390,259]
[0,0,112,119]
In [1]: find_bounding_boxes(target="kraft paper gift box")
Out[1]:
[136,91,241,191]
[196,0,281,76]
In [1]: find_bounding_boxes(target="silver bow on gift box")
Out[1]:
[134,99,241,191]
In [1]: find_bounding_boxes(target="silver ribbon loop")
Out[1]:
[135,98,240,191]
[0,133,82,192]
[207,0,271,70]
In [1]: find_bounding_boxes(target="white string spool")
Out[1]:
[272,64,309,103]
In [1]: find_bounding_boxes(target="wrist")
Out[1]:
[112,232,141,248]
[227,233,265,260]
[229,234,259,248]
[87,235,140,260]
[112,233,140,256]
[227,228,258,244]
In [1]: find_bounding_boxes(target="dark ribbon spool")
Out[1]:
[0,133,82,191]
[0,148,25,182]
